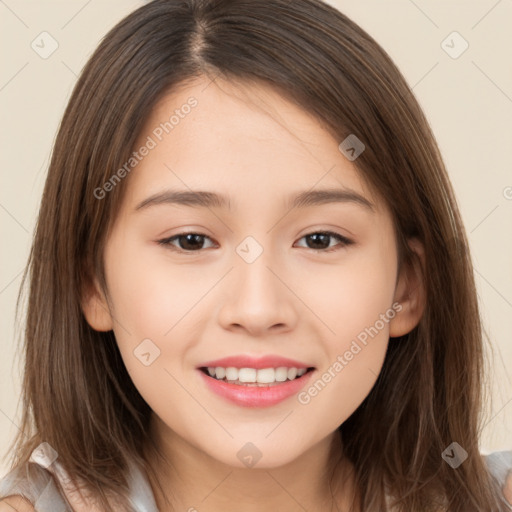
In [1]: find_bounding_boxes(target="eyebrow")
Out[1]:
[134,187,375,212]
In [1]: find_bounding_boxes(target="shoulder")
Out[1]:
[483,450,512,507]
[0,460,67,511]
[504,472,512,505]
[0,495,35,511]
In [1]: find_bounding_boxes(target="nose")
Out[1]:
[216,248,298,336]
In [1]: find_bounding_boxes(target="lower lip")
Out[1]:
[198,369,315,408]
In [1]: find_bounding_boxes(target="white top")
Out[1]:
[0,446,511,511]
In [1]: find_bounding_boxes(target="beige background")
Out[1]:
[1,0,511,476]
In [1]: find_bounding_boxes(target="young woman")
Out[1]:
[1,0,511,510]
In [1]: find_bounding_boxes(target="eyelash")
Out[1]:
[157,230,354,254]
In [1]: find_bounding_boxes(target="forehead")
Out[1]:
[123,75,382,214]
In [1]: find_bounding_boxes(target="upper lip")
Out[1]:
[199,355,314,370]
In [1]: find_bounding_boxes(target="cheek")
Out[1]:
[102,241,199,389]
[295,244,396,347]
[104,251,198,419]
[294,246,396,421]
[105,242,209,342]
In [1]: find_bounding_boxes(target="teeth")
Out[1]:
[225,367,238,381]
[256,368,276,384]
[238,368,257,382]
[205,366,310,384]
[275,367,288,382]
[288,367,298,379]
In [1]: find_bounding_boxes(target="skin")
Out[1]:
[82,75,427,512]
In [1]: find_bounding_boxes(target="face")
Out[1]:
[83,75,424,469]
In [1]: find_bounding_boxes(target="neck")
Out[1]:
[144,415,359,512]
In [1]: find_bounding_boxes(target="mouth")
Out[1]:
[199,366,316,387]
[197,365,316,408]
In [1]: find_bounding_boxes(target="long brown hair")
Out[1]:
[2,0,508,510]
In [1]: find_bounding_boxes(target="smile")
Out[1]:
[198,366,315,408]
[201,366,310,385]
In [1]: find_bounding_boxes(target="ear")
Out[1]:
[389,238,426,338]
[80,276,114,332]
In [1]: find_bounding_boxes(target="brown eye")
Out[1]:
[157,230,353,254]
[158,233,215,252]
[295,231,353,252]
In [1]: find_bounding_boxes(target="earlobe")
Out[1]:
[80,277,114,332]
[389,238,426,338]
